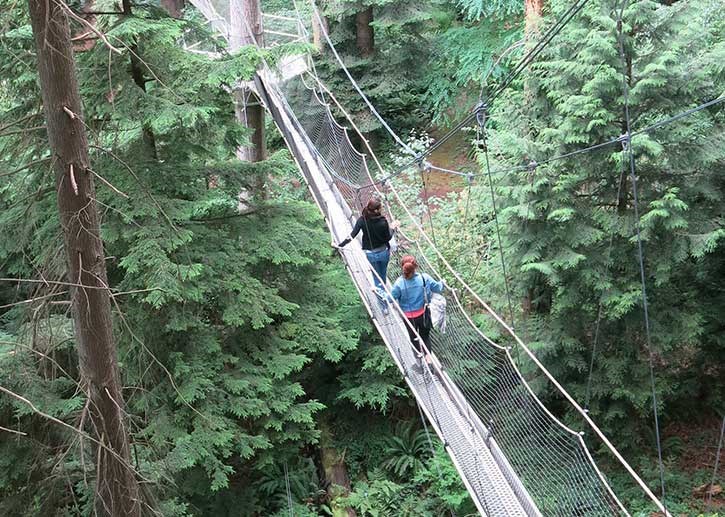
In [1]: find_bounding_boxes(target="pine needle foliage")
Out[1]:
[0,3,370,514]
[474,0,724,452]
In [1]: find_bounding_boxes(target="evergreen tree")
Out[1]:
[0,3,370,513]
[478,0,724,458]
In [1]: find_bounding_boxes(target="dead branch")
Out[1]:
[0,424,27,436]
[0,290,69,310]
[88,168,129,198]
[55,0,123,54]
[0,385,151,483]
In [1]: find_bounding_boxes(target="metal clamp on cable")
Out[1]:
[618,133,631,151]
[527,160,538,172]
[475,101,489,127]
[414,155,432,173]
[466,173,475,185]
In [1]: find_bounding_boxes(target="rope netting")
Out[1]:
[278,70,625,516]
[183,1,672,514]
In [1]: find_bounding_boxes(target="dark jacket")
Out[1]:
[339,215,392,250]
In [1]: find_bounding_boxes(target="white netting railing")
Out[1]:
[275,71,626,516]
[183,1,671,515]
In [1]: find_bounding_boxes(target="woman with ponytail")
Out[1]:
[336,198,399,310]
[391,255,445,365]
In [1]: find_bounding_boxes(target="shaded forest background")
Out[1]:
[0,0,723,515]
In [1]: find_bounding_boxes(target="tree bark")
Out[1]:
[311,6,329,52]
[524,0,543,37]
[355,6,374,58]
[318,424,356,517]
[230,0,266,163]
[160,0,185,18]
[27,2,141,516]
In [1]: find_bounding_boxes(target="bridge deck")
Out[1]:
[255,71,539,517]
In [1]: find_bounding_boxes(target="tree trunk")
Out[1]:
[230,0,266,163]
[312,6,329,52]
[27,2,141,516]
[318,424,357,517]
[523,0,544,121]
[355,6,374,58]
[524,0,543,37]
[160,0,185,18]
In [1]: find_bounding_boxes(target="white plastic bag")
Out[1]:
[389,233,398,254]
[429,293,447,333]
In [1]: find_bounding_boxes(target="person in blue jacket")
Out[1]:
[391,255,445,365]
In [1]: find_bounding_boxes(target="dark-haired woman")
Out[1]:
[391,255,445,365]
[336,198,399,311]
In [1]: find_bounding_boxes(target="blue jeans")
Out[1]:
[364,248,390,291]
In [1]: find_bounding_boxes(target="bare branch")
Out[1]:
[0,424,27,436]
[0,385,151,483]
[0,278,110,290]
[88,168,129,198]
[0,113,42,133]
[0,125,46,137]
[0,290,69,310]
[55,0,123,54]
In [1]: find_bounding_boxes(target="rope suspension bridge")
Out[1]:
[184,0,724,514]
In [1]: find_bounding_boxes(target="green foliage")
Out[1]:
[416,0,725,508]
[343,444,475,517]
[381,422,430,478]
[456,0,522,21]
[424,5,523,123]
[312,0,451,134]
[0,2,370,514]
[2,0,723,513]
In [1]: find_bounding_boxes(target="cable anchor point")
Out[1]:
[466,173,474,185]
[619,133,631,151]
[415,155,431,173]
[475,102,488,129]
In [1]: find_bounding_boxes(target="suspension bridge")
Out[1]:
[182,0,724,514]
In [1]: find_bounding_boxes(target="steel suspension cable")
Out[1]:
[479,109,516,332]
[347,93,725,189]
[486,0,590,105]
[309,0,416,156]
[284,461,294,517]
[584,163,626,410]
[707,416,725,511]
[279,59,668,515]
[302,0,594,182]
[616,2,668,509]
[422,0,591,165]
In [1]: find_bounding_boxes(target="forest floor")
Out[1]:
[666,417,724,513]
[421,127,477,199]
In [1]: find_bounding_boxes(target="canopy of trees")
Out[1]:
[0,0,722,515]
